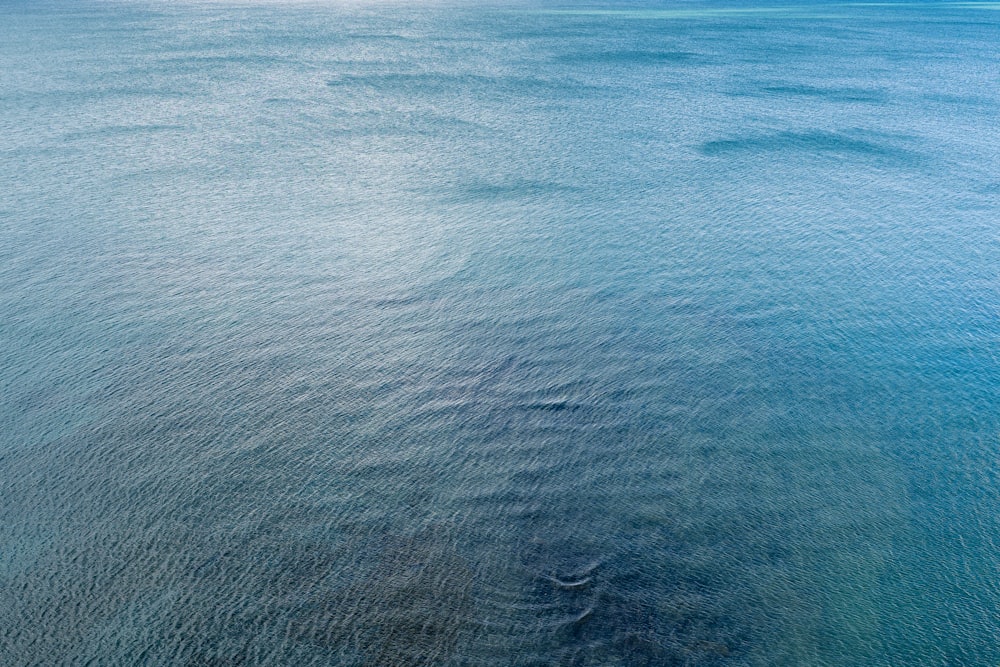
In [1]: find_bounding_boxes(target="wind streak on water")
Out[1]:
[2,1,1000,665]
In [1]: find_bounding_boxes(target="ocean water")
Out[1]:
[2,0,1000,664]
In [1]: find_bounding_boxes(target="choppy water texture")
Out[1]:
[2,1,1000,664]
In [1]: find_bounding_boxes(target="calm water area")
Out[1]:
[2,1,1000,664]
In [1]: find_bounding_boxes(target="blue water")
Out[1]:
[2,1,1000,664]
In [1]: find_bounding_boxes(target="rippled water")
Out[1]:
[2,1,1000,664]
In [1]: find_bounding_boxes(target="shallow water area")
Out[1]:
[2,0,1000,665]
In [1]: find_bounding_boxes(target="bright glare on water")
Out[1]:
[2,1,999,665]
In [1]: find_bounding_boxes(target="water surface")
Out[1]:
[2,1,1000,664]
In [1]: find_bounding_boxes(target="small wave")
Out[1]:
[557,50,702,65]
[539,573,592,590]
[523,400,582,413]
[452,179,579,202]
[758,84,884,103]
[699,129,919,163]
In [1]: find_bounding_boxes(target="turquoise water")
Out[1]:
[2,1,999,664]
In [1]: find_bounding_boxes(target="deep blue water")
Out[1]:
[2,1,1000,664]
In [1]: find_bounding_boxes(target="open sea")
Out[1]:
[2,0,1000,664]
